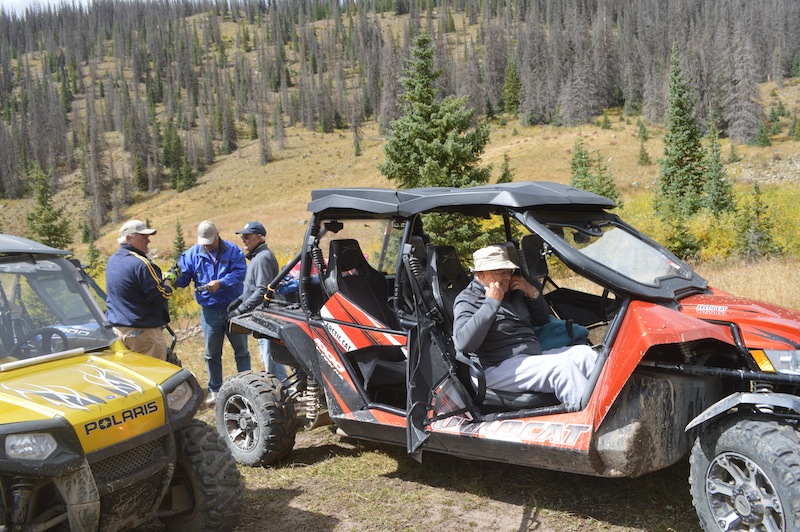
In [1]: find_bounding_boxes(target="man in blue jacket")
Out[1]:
[106,220,173,360]
[174,220,250,405]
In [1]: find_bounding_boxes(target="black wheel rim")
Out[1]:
[221,393,260,453]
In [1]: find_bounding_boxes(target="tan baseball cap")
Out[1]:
[118,220,156,244]
[197,220,219,246]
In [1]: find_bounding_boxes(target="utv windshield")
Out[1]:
[0,256,114,363]
[546,220,693,287]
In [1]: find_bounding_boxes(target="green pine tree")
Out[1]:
[701,120,735,216]
[85,241,104,279]
[637,119,649,142]
[589,152,622,206]
[175,158,196,192]
[750,120,772,147]
[728,142,741,163]
[735,182,781,259]
[572,140,621,206]
[249,115,258,140]
[378,32,490,190]
[664,217,701,261]
[497,153,514,183]
[655,44,706,220]
[377,33,491,256]
[600,112,611,130]
[133,155,148,192]
[173,221,186,261]
[637,140,652,166]
[503,59,521,116]
[570,138,592,191]
[25,165,73,250]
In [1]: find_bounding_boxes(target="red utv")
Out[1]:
[217,182,800,531]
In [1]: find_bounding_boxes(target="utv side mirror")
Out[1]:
[520,234,549,279]
[324,221,344,233]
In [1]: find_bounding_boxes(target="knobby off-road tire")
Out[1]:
[160,419,243,532]
[216,370,298,466]
[689,416,800,531]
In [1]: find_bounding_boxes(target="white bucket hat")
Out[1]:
[472,244,519,272]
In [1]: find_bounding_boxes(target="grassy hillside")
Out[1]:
[2,80,799,310]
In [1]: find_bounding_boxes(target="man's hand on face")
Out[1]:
[485,281,506,301]
[510,275,540,299]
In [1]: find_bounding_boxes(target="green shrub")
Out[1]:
[688,210,737,261]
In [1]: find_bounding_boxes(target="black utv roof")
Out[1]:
[0,234,71,256]
[307,182,615,217]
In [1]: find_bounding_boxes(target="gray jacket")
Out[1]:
[236,242,279,314]
[452,278,549,367]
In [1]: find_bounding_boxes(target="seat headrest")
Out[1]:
[437,247,465,281]
[329,239,367,273]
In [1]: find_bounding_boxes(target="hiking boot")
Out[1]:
[204,391,218,406]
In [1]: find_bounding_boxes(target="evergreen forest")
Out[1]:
[1,0,800,245]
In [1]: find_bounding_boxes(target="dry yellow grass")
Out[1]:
[698,257,800,311]
[3,60,800,313]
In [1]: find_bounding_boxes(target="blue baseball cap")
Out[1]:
[235,221,266,236]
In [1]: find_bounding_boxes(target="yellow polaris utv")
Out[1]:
[0,234,242,531]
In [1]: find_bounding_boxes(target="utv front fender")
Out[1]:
[230,311,319,376]
[685,392,800,431]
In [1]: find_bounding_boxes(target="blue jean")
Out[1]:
[201,306,251,392]
[257,338,288,382]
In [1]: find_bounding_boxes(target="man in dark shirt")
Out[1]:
[227,221,286,380]
[452,244,596,406]
[106,220,173,360]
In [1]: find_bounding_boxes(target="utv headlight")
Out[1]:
[6,433,58,460]
[166,380,194,411]
[757,349,800,375]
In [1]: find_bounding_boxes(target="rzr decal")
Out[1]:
[81,367,143,399]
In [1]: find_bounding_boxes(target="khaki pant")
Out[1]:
[113,326,167,360]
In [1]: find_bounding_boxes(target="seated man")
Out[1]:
[452,244,597,406]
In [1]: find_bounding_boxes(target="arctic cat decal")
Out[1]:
[321,294,405,351]
[431,416,593,448]
[84,400,159,435]
[694,304,728,316]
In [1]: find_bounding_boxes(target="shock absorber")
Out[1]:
[10,477,34,525]
[304,377,320,420]
[752,381,775,413]
[311,245,326,277]
[408,255,423,278]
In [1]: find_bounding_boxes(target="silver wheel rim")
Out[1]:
[222,393,260,452]
[705,451,784,531]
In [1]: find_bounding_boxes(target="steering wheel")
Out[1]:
[8,327,69,359]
